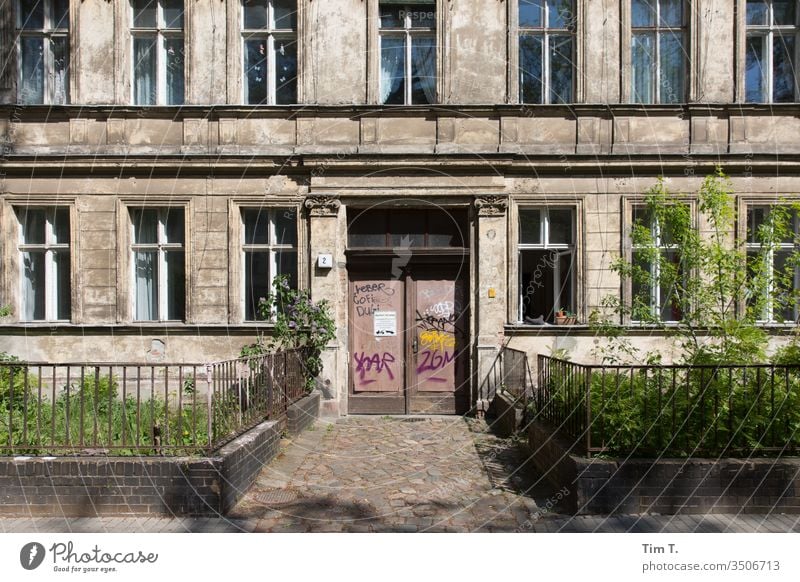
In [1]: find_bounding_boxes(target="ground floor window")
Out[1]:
[746,204,800,323]
[241,207,298,321]
[518,207,575,324]
[17,207,71,321]
[130,207,185,322]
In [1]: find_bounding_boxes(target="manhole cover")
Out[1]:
[253,489,300,506]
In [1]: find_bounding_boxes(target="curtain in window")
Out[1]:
[659,32,684,103]
[380,36,405,104]
[22,252,45,321]
[631,33,655,103]
[164,37,185,105]
[51,36,69,104]
[135,251,157,320]
[411,37,436,104]
[133,37,156,105]
[19,36,44,104]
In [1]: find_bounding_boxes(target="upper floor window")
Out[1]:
[242,0,298,104]
[241,208,298,321]
[132,0,185,105]
[518,207,576,324]
[379,1,437,105]
[518,0,575,104]
[16,0,69,104]
[630,0,687,103]
[746,205,800,322]
[17,207,71,322]
[131,208,185,321]
[745,0,799,103]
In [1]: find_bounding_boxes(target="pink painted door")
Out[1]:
[348,267,467,415]
[348,276,406,414]
[408,269,467,414]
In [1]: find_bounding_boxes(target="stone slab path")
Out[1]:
[2,416,799,533]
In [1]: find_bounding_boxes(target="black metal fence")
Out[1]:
[0,350,309,456]
[536,355,800,458]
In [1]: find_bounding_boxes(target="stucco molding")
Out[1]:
[304,194,341,217]
[474,194,508,217]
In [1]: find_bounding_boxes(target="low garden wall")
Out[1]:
[287,391,321,436]
[0,418,285,517]
[528,421,800,515]
[489,391,524,438]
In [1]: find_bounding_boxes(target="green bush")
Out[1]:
[543,364,800,457]
[0,370,214,456]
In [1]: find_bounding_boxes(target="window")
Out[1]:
[130,208,185,321]
[379,1,437,105]
[16,0,70,104]
[630,204,686,322]
[347,208,468,248]
[630,0,687,103]
[518,0,575,104]
[242,0,298,104]
[745,0,798,103]
[242,208,298,321]
[17,207,71,321]
[518,208,575,324]
[746,205,800,322]
[131,0,185,105]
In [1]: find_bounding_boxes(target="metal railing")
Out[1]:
[536,355,800,458]
[478,345,534,408]
[0,349,309,456]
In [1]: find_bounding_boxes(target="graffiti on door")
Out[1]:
[352,282,396,318]
[353,351,396,386]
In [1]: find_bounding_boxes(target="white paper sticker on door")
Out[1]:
[373,311,397,337]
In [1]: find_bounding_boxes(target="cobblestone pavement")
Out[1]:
[228,415,552,532]
[2,416,800,533]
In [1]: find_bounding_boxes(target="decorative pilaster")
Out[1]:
[304,194,341,217]
[474,194,508,217]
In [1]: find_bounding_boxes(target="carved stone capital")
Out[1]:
[474,195,508,217]
[305,194,341,217]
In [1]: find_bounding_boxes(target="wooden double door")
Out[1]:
[348,265,469,415]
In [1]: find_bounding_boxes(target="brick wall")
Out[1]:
[527,421,800,515]
[286,391,321,436]
[0,420,281,517]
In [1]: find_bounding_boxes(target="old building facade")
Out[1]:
[1,1,799,416]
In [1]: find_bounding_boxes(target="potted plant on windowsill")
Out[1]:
[555,308,577,325]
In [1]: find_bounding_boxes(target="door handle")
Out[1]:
[412,337,419,354]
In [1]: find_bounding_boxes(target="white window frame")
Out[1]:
[241,0,298,104]
[17,207,71,322]
[517,206,576,323]
[130,0,185,105]
[378,1,437,105]
[15,0,70,104]
[130,207,185,322]
[744,0,800,103]
[629,0,688,104]
[240,207,298,321]
[517,0,576,104]
[745,204,800,323]
[628,201,693,325]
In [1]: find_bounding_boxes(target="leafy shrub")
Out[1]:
[241,275,336,391]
